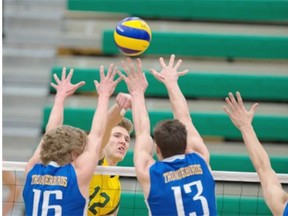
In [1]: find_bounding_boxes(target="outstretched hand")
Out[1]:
[95,64,122,98]
[150,54,188,85]
[51,67,85,98]
[223,92,258,130]
[117,58,148,96]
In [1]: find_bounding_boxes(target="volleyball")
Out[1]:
[114,17,152,56]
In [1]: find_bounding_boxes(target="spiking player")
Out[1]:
[88,93,133,216]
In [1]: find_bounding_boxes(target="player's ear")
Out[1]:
[70,151,79,162]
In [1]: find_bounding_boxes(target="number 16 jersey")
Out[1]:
[23,162,86,216]
[146,153,217,216]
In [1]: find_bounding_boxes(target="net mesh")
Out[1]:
[3,161,288,216]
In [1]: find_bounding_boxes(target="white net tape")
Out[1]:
[3,161,288,183]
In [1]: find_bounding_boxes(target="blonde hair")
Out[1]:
[41,125,87,166]
[118,118,133,134]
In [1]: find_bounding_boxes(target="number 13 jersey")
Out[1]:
[147,153,217,216]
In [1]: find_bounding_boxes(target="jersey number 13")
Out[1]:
[171,180,209,216]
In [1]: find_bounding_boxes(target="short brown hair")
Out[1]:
[118,118,133,134]
[41,125,87,166]
[153,119,187,159]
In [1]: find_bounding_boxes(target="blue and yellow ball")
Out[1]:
[114,17,152,56]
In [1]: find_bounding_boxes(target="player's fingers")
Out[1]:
[121,60,130,75]
[250,103,259,115]
[159,57,167,68]
[127,57,135,73]
[149,68,158,75]
[150,69,164,82]
[236,91,244,107]
[99,65,105,80]
[136,58,142,73]
[178,69,189,77]
[61,67,66,80]
[223,105,232,116]
[120,108,126,117]
[75,81,86,89]
[116,94,123,104]
[168,54,175,68]
[141,72,149,86]
[66,68,74,81]
[53,73,61,85]
[174,59,182,71]
[228,92,238,107]
[225,96,235,111]
[110,66,118,80]
[116,95,127,109]
[94,80,99,90]
[107,63,115,78]
[116,70,128,82]
[114,76,122,85]
[149,68,160,78]
[50,83,57,90]
[117,97,130,110]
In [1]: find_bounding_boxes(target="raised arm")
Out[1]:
[25,67,85,174]
[99,92,132,159]
[223,91,288,215]
[46,68,85,131]
[150,54,210,163]
[117,58,154,194]
[74,64,121,194]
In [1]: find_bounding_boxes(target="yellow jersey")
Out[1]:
[87,158,121,216]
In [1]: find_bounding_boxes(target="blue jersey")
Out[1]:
[23,162,86,216]
[284,202,288,216]
[147,153,217,216]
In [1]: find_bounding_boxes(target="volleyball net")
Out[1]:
[3,161,288,216]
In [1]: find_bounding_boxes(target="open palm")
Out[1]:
[51,67,85,98]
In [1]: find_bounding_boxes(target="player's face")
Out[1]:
[106,126,130,162]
